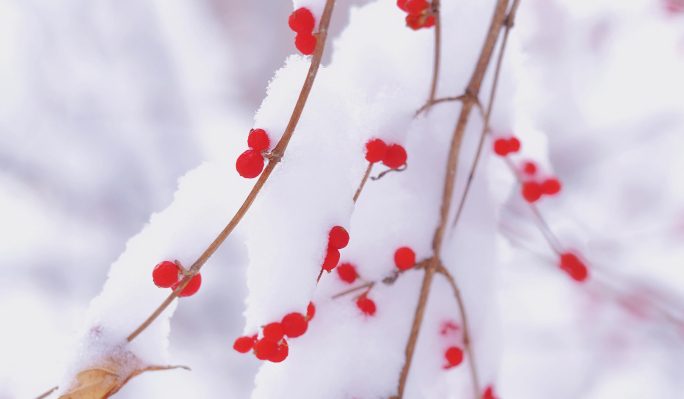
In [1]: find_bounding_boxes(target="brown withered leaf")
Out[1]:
[58,353,189,399]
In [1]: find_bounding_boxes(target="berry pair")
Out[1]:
[152,261,202,297]
[397,0,435,30]
[394,247,416,271]
[365,139,408,169]
[493,136,521,156]
[521,177,561,203]
[322,226,350,272]
[236,129,271,179]
[233,302,316,362]
[443,346,463,369]
[559,252,588,282]
[288,8,317,55]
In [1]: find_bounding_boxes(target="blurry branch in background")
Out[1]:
[125,0,338,343]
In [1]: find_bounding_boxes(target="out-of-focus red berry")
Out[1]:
[523,161,537,175]
[541,178,561,195]
[521,181,542,203]
[356,295,376,316]
[508,137,521,152]
[405,0,429,14]
[559,252,588,282]
[337,263,358,284]
[493,139,510,156]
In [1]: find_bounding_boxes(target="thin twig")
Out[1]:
[354,163,374,203]
[371,164,407,181]
[451,0,522,231]
[332,282,374,299]
[34,386,58,399]
[415,95,466,117]
[126,0,338,343]
[317,268,325,283]
[396,1,510,398]
[427,0,442,107]
[436,264,481,399]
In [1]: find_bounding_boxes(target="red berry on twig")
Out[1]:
[236,149,265,178]
[405,0,429,14]
[444,346,463,368]
[521,181,542,203]
[288,8,315,34]
[295,33,317,55]
[541,178,561,195]
[523,161,537,175]
[248,128,270,151]
[337,263,358,284]
[233,336,256,353]
[356,295,376,316]
[152,261,180,288]
[269,340,289,363]
[559,253,588,282]
[394,247,416,271]
[493,139,510,156]
[329,226,350,249]
[171,273,202,297]
[365,139,388,163]
[383,144,407,169]
[322,246,340,271]
[306,302,316,320]
[508,137,521,152]
[263,322,285,342]
[282,312,308,337]
[254,338,278,360]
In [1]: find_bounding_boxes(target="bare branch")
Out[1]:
[353,162,374,203]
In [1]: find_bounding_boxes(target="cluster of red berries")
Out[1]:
[397,0,435,30]
[520,161,562,203]
[322,226,350,272]
[288,8,317,55]
[493,136,521,157]
[559,252,588,282]
[365,139,408,169]
[152,261,202,297]
[233,302,316,362]
[236,129,271,179]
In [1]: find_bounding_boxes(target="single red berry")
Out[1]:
[445,346,464,367]
[523,161,537,175]
[322,246,340,271]
[423,15,435,28]
[254,338,278,360]
[541,178,561,195]
[365,138,388,163]
[263,322,285,342]
[282,312,308,337]
[329,226,350,249]
[295,33,317,55]
[559,253,588,282]
[405,0,429,14]
[521,181,542,203]
[337,263,358,284]
[233,336,256,353]
[248,128,270,151]
[406,13,423,30]
[483,386,497,399]
[306,302,316,320]
[383,144,407,169]
[493,138,510,156]
[394,247,416,271]
[356,295,376,316]
[152,261,180,288]
[508,137,521,152]
[397,0,408,11]
[288,8,315,34]
[171,273,202,297]
[269,340,289,363]
[236,149,265,179]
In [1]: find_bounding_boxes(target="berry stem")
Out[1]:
[126,0,338,344]
[415,94,467,117]
[396,1,509,398]
[353,162,374,203]
[450,0,522,231]
[332,282,374,299]
[427,0,441,109]
[370,163,407,181]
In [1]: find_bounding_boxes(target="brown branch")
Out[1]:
[427,0,442,107]
[415,95,466,117]
[354,162,374,203]
[396,1,510,398]
[126,0,338,343]
[34,386,58,399]
[451,0,522,230]
[332,282,374,299]
[436,264,481,399]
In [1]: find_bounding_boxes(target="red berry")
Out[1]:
[405,0,429,14]
[171,273,202,297]
[288,8,315,34]
[236,149,265,179]
[521,181,542,203]
[269,340,289,363]
[483,386,497,399]
[282,312,308,337]
[508,137,521,152]
[307,302,316,320]
[406,13,423,30]
[248,128,270,151]
[329,226,350,249]
[295,33,317,55]
[152,261,180,288]
[365,139,388,163]
[263,322,285,342]
[337,263,358,284]
[423,15,435,28]
[394,247,416,271]
[254,338,278,360]
[233,336,256,353]
[383,144,407,169]
[541,178,561,195]
[493,138,510,156]
[322,246,340,271]
[445,346,464,367]
[356,295,376,316]
[397,0,408,11]
[559,253,588,282]
[523,161,537,175]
